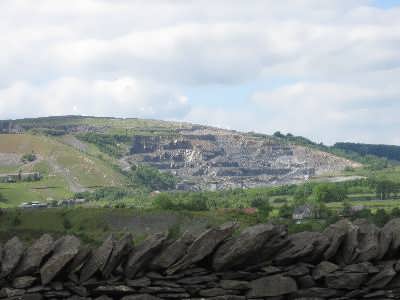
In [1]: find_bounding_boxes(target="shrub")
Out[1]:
[250,195,271,214]
[21,152,37,163]
[153,193,176,210]
[129,165,177,191]
[62,217,72,230]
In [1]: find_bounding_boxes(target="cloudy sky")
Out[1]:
[1,0,400,145]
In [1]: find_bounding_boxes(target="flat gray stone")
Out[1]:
[80,234,115,282]
[15,234,54,276]
[40,235,81,285]
[0,236,24,278]
[247,275,297,297]
[167,223,236,274]
[13,276,37,289]
[151,232,193,270]
[213,224,284,271]
[103,233,133,278]
[125,233,167,278]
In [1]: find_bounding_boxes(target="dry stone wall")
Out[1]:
[3,219,400,300]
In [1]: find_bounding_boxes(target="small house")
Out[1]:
[292,204,315,222]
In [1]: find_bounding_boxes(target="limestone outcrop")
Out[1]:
[124,127,360,190]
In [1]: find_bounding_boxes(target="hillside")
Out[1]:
[0,116,361,204]
[334,142,400,162]
[0,132,126,207]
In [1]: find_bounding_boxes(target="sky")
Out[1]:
[0,1,400,145]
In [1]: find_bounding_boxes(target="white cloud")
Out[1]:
[0,0,399,144]
[0,78,189,119]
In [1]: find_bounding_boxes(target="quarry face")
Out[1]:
[123,128,359,191]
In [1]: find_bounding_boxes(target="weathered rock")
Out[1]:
[27,286,51,293]
[286,263,311,277]
[67,246,92,274]
[12,276,37,289]
[205,297,245,300]
[335,220,359,264]
[167,223,236,274]
[0,237,24,278]
[43,290,71,298]
[151,232,193,270]
[40,235,81,285]
[294,287,344,298]
[157,293,190,299]
[323,219,352,260]
[220,280,249,290]
[125,233,167,278]
[93,285,135,295]
[379,218,400,259]
[65,284,88,297]
[312,261,339,280]
[15,234,54,277]
[0,287,26,298]
[151,280,181,288]
[325,271,368,290]
[297,275,316,289]
[177,274,218,285]
[103,233,133,278]
[94,296,113,300]
[367,264,397,289]
[139,286,186,293]
[15,293,43,300]
[343,262,380,274]
[212,224,284,271]
[274,232,328,265]
[354,219,380,262]
[247,275,297,297]
[121,295,161,300]
[80,234,115,282]
[126,277,151,288]
[199,288,240,297]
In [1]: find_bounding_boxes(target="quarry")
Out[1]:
[124,127,360,191]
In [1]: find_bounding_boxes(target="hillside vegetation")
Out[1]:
[334,142,400,162]
[0,133,126,207]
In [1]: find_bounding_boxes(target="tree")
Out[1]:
[130,165,177,191]
[373,179,397,200]
[293,183,313,203]
[312,183,347,203]
[278,203,293,218]
[185,193,209,211]
[342,199,352,216]
[250,194,271,214]
[153,193,176,210]
[273,131,285,138]
[0,192,6,203]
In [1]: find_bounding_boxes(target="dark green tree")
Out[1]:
[250,194,271,214]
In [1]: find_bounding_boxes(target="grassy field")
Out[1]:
[0,134,127,206]
[0,207,259,244]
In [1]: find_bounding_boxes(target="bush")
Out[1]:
[11,214,21,226]
[129,165,177,191]
[62,217,72,230]
[153,193,176,210]
[183,194,208,211]
[278,203,293,218]
[312,183,348,203]
[21,152,37,163]
[250,195,271,214]
[0,192,7,203]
